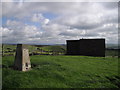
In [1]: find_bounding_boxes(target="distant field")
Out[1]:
[2,44,119,57]
[2,55,119,88]
[105,49,118,57]
[2,44,66,56]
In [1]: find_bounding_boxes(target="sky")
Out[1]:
[0,1,119,45]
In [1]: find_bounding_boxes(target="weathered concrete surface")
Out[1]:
[14,44,31,71]
[67,39,105,57]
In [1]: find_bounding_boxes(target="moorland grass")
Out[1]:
[2,55,119,88]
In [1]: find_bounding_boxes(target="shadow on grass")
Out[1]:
[105,76,120,88]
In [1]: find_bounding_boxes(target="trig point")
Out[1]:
[14,44,31,71]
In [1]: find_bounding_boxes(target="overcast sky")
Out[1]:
[1,1,118,45]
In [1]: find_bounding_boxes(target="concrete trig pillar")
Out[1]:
[14,44,31,71]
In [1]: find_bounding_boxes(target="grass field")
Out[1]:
[2,44,66,56]
[2,44,119,57]
[2,55,119,88]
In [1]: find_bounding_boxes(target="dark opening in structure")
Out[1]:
[26,63,28,67]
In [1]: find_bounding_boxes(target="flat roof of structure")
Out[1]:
[67,38,105,42]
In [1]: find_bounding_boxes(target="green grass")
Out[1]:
[2,44,37,53]
[40,45,66,52]
[2,55,119,88]
[105,49,118,57]
[2,44,66,56]
[2,44,16,50]
[2,44,119,56]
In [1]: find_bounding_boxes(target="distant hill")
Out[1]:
[40,45,66,52]
[34,45,66,52]
[106,44,118,49]
[2,44,118,56]
[2,44,66,56]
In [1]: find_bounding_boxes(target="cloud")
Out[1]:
[59,28,86,36]
[101,2,118,9]
[31,13,44,22]
[1,2,118,44]
[31,13,50,25]
[1,20,42,44]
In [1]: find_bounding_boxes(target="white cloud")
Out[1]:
[44,19,49,25]
[1,2,118,44]
[31,13,44,22]
[31,13,49,25]
[1,27,13,37]
[1,20,43,44]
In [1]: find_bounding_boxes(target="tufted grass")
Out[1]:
[2,55,119,88]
